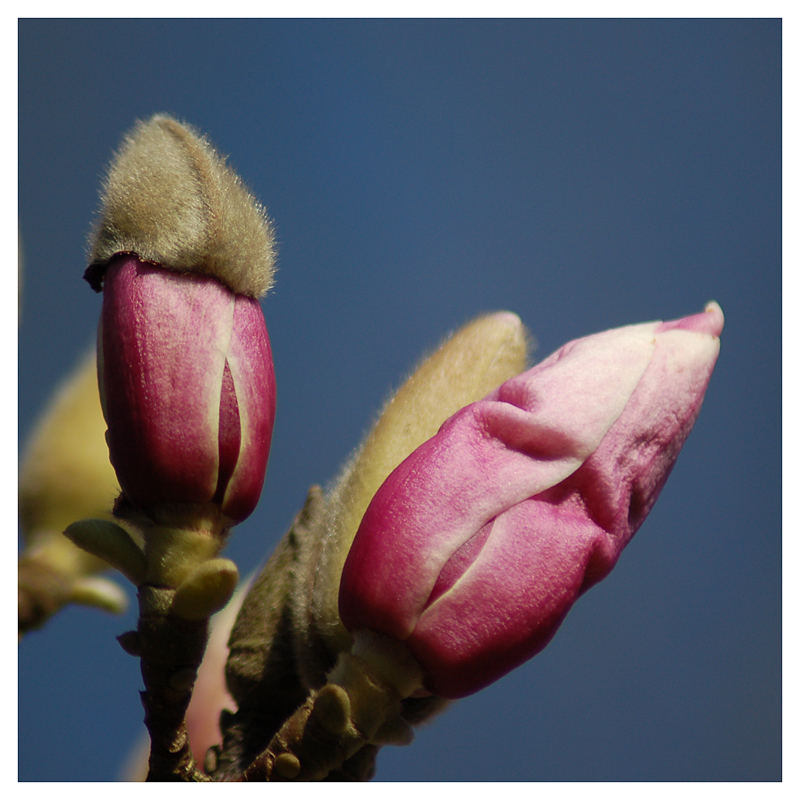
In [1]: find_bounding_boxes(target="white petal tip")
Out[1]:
[703,301,725,337]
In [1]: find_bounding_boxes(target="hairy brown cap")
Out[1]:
[86,114,276,298]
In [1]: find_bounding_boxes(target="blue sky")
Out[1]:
[18,19,780,781]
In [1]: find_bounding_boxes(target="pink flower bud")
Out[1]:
[339,303,723,698]
[97,254,276,527]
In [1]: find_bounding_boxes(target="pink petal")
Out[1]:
[100,255,234,514]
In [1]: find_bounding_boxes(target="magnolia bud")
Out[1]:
[85,114,278,535]
[96,254,275,532]
[340,303,724,698]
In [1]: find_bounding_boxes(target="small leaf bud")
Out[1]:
[171,558,239,621]
[63,518,146,585]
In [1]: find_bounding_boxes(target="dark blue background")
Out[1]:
[18,19,780,781]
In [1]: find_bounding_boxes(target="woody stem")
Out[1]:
[136,584,211,781]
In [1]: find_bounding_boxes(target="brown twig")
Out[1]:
[135,585,212,781]
[240,648,414,781]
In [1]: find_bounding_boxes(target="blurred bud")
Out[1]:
[87,114,275,298]
[67,576,128,614]
[19,348,119,558]
[340,303,724,698]
[295,313,531,684]
[18,348,128,631]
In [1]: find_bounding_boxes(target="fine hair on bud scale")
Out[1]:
[87,114,276,298]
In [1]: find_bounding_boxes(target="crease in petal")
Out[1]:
[410,500,600,696]
[218,295,275,522]
[213,359,241,506]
